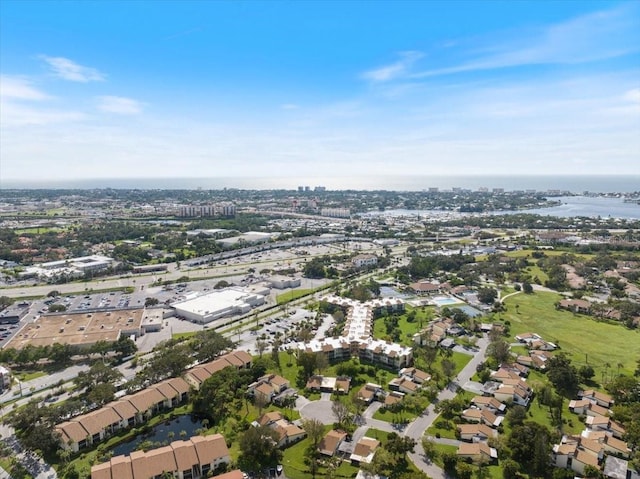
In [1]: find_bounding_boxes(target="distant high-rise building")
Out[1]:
[298,186,304,192]
[492,188,505,194]
[314,186,326,192]
[304,186,311,192]
[428,187,439,193]
[478,187,488,192]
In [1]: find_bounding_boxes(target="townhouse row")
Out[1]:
[57,350,252,452]
[91,434,232,479]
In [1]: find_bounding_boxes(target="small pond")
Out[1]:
[112,415,205,456]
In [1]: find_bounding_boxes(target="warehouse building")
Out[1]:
[172,287,267,325]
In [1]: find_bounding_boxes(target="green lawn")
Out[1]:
[276,289,314,305]
[449,351,473,376]
[525,265,548,284]
[282,426,360,479]
[15,370,47,381]
[502,291,640,377]
[172,331,198,340]
[503,249,594,261]
[430,443,457,467]
[426,418,458,439]
[524,399,583,437]
[372,393,430,423]
[373,305,437,346]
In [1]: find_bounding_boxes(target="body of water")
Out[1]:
[2,175,639,193]
[111,414,204,457]
[363,196,640,220]
[497,196,640,220]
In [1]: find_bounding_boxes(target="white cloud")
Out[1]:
[97,96,143,115]
[40,55,105,82]
[624,88,640,103]
[0,75,85,126]
[362,51,423,82]
[280,103,299,110]
[0,75,50,101]
[411,3,640,79]
[0,102,85,126]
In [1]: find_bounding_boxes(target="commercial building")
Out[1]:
[216,231,273,248]
[6,308,147,350]
[267,275,301,289]
[90,434,231,479]
[178,203,236,217]
[0,301,30,324]
[21,255,115,280]
[172,287,267,325]
[352,254,378,269]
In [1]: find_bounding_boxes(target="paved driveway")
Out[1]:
[299,400,336,425]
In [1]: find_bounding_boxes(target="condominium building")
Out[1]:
[90,434,231,479]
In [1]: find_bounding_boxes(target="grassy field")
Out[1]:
[503,249,594,260]
[276,289,314,305]
[172,331,198,340]
[449,351,473,376]
[373,305,436,346]
[14,370,47,381]
[525,265,548,283]
[13,226,66,234]
[502,291,640,377]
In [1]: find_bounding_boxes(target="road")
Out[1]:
[295,334,490,478]
[403,334,489,478]
[0,423,57,479]
[0,357,142,410]
[0,239,390,299]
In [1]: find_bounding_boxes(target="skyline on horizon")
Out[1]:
[1,1,639,183]
[3,174,640,194]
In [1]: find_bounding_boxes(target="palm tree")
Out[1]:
[602,362,611,384]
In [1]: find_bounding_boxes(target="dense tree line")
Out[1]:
[402,253,475,281]
[134,330,233,385]
[0,336,136,369]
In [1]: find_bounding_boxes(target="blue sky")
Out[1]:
[1,0,639,183]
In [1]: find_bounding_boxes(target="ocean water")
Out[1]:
[1,175,639,193]
[498,196,640,220]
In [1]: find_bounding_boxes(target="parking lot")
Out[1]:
[0,240,352,351]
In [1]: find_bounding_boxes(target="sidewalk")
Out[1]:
[0,364,89,405]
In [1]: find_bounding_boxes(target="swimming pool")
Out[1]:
[432,296,464,307]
